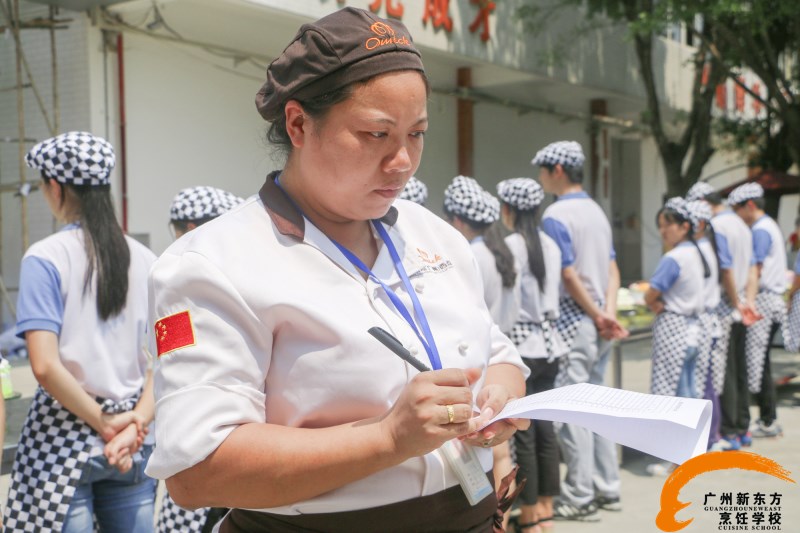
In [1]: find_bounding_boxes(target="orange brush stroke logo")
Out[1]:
[656,451,794,532]
[365,22,410,50]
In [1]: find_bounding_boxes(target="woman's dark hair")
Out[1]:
[542,163,583,184]
[703,220,722,282]
[45,176,130,320]
[509,205,546,291]
[483,221,517,289]
[657,207,710,279]
[171,217,215,234]
[267,71,431,156]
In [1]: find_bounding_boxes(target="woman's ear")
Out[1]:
[284,100,308,149]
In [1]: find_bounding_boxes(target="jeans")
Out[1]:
[676,346,699,398]
[63,444,157,533]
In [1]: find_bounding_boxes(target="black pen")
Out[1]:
[368,326,432,372]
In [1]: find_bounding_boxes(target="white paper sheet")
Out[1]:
[482,383,712,464]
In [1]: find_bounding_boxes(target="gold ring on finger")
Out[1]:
[445,404,455,424]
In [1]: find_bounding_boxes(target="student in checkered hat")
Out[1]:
[443,176,520,334]
[156,185,244,533]
[147,8,530,531]
[497,177,565,532]
[443,175,522,513]
[6,132,157,531]
[690,185,759,451]
[729,182,786,439]
[168,186,245,238]
[398,176,428,205]
[643,198,710,476]
[685,199,726,451]
[533,140,627,521]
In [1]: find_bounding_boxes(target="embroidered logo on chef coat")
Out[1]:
[413,247,454,276]
[417,247,442,264]
[154,310,196,357]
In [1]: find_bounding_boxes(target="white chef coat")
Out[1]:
[146,174,528,515]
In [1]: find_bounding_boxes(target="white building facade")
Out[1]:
[1,0,768,328]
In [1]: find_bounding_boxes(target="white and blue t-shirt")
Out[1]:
[541,191,615,305]
[16,225,156,402]
[697,237,721,311]
[649,241,705,316]
[710,210,753,293]
[505,231,562,358]
[751,215,787,294]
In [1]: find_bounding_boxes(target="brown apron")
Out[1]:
[219,475,498,533]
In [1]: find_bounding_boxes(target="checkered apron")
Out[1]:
[157,490,209,533]
[553,297,585,351]
[783,292,800,353]
[4,387,140,532]
[651,311,699,396]
[745,290,786,393]
[508,319,566,362]
[695,310,724,395]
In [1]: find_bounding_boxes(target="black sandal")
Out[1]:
[517,521,539,532]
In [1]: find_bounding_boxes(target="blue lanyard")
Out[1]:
[331,221,442,370]
[273,176,442,370]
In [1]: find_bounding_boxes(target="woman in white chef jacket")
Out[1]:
[146,7,529,533]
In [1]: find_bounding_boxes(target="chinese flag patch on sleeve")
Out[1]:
[155,310,195,357]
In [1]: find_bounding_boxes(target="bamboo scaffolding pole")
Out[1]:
[12,0,29,253]
[1,0,55,135]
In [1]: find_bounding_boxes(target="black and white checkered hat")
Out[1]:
[444,176,499,224]
[531,140,585,168]
[663,197,691,222]
[686,199,712,230]
[398,176,428,205]
[26,131,115,186]
[496,178,545,211]
[685,182,715,202]
[169,186,245,222]
[727,182,764,206]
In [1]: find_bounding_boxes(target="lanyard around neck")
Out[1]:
[331,221,442,370]
[274,176,442,370]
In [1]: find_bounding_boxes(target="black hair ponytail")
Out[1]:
[65,181,130,320]
[703,222,722,282]
[512,206,546,291]
[483,221,517,289]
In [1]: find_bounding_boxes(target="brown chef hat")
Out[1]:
[255,7,425,122]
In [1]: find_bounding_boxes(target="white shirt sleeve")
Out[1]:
[146,250,271,480]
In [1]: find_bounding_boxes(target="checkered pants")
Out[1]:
[783,291,800,353]
[746,291,786,393]
[157,490,210,532]
[4,387,138,532]
[651,312,698,396]
[695,310,726,396]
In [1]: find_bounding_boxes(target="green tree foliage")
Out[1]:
[519,0,800,195]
